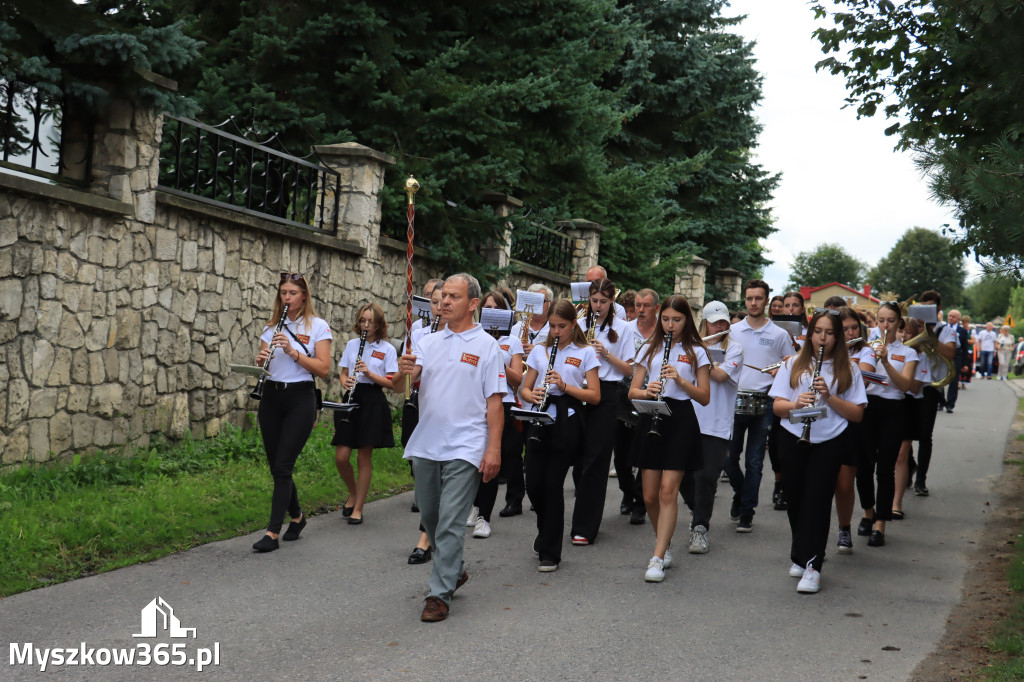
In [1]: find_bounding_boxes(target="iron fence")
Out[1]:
[158,115,340,234]
[0,79,90,183]
[511,223,572,275]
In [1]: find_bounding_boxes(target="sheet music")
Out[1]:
[515,290,545,313]
[570,281,591,302]
[480,307,515,335]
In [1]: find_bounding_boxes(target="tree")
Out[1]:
[785,243,866,291]
[812,0,1024,272]
[868,227,964,303]
[962,274,1015,322]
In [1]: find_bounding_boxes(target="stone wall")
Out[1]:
[0,99,590,465]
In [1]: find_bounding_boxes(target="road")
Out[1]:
[0,379,1017,681]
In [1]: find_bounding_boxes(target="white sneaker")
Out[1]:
[466,506,479,527]
[663,548,673,569]
[609,463,617,478]
[644,556,665,582]
[789,563,805,578]
[797,565,821,593]
[688,525,709,554]
[472,517,491,538]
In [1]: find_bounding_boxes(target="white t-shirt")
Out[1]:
[866,340,919,399]
[936,322,960,348]
[693,340,743,440]
[998,332,1015,351]
[613,301,627,320]
[581,315,635,381]
[769,358,868,444]
[731,318,793,392]
[622,319,656,358]
[510,320,550,348]
[495,334,525,404]
[260,316,332,383]
[525,342,600,417]
[636,340,711,402]
[978,330,997,352]
[338,337,398,384]
[403,324,506,467]
[907,352,932,399]
[851,345,876,368]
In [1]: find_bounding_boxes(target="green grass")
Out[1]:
[0,415,412,597]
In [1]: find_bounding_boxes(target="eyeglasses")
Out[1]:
[813,308,840,316]
[280,272,304,282]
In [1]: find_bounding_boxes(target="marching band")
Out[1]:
[243,267,974,617]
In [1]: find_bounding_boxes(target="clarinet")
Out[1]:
[527,342,559,443]
[648,336,674,438]
[340,330,368,422]
[251,304,289,400]
[798,346,826,447]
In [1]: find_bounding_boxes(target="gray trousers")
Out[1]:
[411,457,481,605]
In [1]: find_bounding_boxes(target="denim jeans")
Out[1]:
[979,350,994,377]
[725,408,773,518]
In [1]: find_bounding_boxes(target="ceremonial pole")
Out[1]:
[404,174,420,398]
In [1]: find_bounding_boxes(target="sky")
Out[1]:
[724,0,968,296]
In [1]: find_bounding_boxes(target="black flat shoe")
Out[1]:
[342,505,355,518]
[499,503,522,518]
[408,547,432,564]
[411,502,419,513]
[282,516,306,541]
[867,530,885,547]
[891,510,905,521]
[914,484,929,497]
[348,516,363,525]
[252,535,279,553]
[857,517,873,536]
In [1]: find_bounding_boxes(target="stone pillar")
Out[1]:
[314,143,395,252]
[675,255,708,307]
[559,219,604,281]
[714,267,743,303]
[481,192,522,271]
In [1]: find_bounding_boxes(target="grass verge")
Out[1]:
[0,415,411,598]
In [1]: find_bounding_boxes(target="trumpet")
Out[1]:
[648,337,674,438]
[251,303,289,400]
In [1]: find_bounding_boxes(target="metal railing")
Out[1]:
[0,79,91,184]
[511,223,573,275]
[158,115,340,234]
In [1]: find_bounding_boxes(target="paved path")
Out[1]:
[1,379,1017,681]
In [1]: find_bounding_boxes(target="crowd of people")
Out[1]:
[248,268,994,621]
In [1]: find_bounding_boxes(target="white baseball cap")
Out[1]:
[703,301,730,324]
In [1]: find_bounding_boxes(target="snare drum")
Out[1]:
[735,390,770,416]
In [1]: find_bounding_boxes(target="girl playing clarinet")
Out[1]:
[521,300,600,572]
[252,272,332,552]
[628,295,710,583]
[333,302,398,525]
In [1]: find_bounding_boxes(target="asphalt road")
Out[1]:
[0,379,1017,681]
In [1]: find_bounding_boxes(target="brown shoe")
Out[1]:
[420,596,449,622]
[454,569,469,592]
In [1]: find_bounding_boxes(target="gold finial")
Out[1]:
[404,175,420,205]
[877,291,901,305]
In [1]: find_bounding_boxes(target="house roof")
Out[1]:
[801,282,881,303]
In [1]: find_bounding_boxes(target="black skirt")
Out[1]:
[636,397,703,472]
[332,383,394,448]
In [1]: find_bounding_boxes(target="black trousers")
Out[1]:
[613,421,643,510]
[475,403,525,520]
[916,386,941,486]
[767,414,783,475]
[780,428,844,572]
[857,396,906,521]
[257,384,316,534]
[681,435,730,530]
[525,408,582,564]
[570,382,620,541]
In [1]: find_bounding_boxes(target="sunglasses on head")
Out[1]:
[813,307,840,316]
[280,272,304,282]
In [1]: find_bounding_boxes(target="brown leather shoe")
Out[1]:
[420,596,449,622]
[454,569,469,592]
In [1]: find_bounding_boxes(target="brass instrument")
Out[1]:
[339,329,367,423]
[797,346,825,447]
[251,303,289,400]
[585,309,597,343]
[904,325,955,389]
[648,337,674,438]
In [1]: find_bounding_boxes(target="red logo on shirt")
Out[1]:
[371,350,386,360]
[564,357,582,368]
[296,334,310,345]
[677,355,691,364]
[500,344,510,351]
[460,353,480,366]
[891,354,906,362]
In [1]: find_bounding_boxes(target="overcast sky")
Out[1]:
[724,0,968,296]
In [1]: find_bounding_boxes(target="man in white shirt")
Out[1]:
[397,274,505,623]
[724,279,792,532]
[977,322,997,378]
